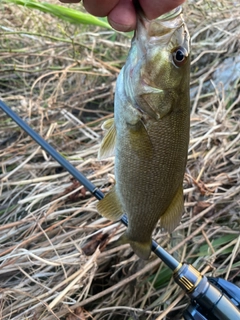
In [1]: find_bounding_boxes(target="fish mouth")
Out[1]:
[137,5,183,25]
[156,6,183,22]
[136,6,185,47]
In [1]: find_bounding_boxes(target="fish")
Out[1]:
[97,6,191,260]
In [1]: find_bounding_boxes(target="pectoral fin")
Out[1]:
[141,92,172,120]
[160,186,184,233]
[97,186,123,221]
[98,118,116,160]
[127,120,153,159]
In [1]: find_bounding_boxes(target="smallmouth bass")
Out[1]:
[97,6,191,260]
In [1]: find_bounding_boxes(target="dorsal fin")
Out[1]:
[101,118,114,130]
[98,118,116,160]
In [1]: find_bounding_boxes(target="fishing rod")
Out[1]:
[1,99,240,320]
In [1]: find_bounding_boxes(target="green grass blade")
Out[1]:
[198,234,238,256]
[3,0,112,29]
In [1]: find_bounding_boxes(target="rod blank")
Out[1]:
[0,99,179,270]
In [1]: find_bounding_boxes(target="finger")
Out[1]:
[108,0,136,32]
[139,0,185,20]
[83,0,119,17]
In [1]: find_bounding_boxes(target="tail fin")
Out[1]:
[118,232,152,260]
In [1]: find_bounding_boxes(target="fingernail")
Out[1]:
[108,19,134,32]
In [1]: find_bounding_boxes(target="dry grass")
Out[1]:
[0,0,240,319]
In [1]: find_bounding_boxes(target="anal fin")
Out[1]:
[114,233,152,260]
[97,186,123,221]
[160,186,184,233]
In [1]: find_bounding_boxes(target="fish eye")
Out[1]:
[172,46,188,67]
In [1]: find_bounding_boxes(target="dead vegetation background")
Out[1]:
[0,0,239,319]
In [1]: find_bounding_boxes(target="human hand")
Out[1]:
[59,0,186,32]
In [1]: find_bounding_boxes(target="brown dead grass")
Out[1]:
[0,0,240,319]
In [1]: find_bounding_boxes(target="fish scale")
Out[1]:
[116,108,189,234]
[97,6,191,260]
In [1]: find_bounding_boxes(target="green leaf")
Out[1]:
[3,0,112,29]
[148,267,172,288]
[198,233,238,256]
